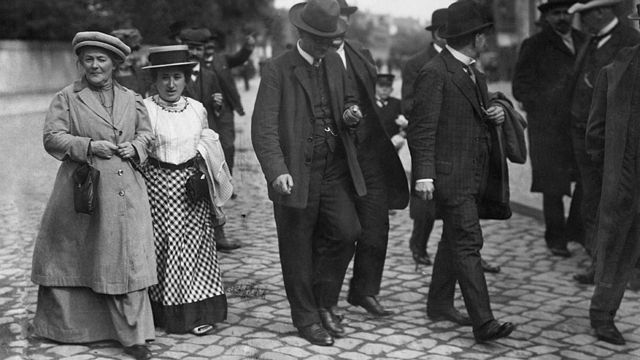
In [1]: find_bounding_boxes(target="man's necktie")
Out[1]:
[464,64,485,109]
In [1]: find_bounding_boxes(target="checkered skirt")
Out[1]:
[144,163,224,306]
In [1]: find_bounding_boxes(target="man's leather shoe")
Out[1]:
[473,320,515,343]
[328,306,344,323]
[319,308,345,337]
[124,344,152,360]
[593,322,625,345]
[298,323,334,346]
[214,225,241,252]
[347,295,392,316]
[481,259,501,273]
[549,246,571,258]
[574,267,595,285]
[412,252,432,266]
[427,308,472,326]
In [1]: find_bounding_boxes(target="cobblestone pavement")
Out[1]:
[2,79,640,359]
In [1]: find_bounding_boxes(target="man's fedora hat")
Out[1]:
[72,31,131,62]
[629,4,640,20]
[425,8,448,32]
[179,28,212,46]
[337,0,358,16]
[538,0,577,13]
[440,0,493,39]
[289,0,347,38]
[142,45,198,69]
[568,0,622,14]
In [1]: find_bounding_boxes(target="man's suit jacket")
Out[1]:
[512,26,586,195]
[344,40,409,209]
[183,67,222,129]
[407,49,491,204]
[571,22,640,124]
[252,49,366,209]
[401,43,440,116]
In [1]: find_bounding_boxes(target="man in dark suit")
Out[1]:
[567,0,640,284]
[408,0,514,342]
[513,0,586,258]
[180,28,242,252]
[252,0,366,346]
[401,8,447,268]
[203,31,255,176]
[333,0,410,317]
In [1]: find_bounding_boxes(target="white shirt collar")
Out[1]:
[433,43,443,53]
[445,45,476,66]
[598,17,618,37]
[335,40,347,69]
[297,40,316,66]
[191,62,201,82]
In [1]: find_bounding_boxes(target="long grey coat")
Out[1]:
[31,79,157,295]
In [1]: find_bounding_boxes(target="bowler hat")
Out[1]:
[337,0,358,16]
[376,74,395,86]
[440,0,493,39]
[180,28,212,46]
[538,0,577,12]
[142,45,198,70]
[425,8,448,32]
[568,0,622,14]
[289,0,347,38]
[72,31,131,62]
[629,4,640,20]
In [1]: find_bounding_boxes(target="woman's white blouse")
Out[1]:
[144,96,208,165]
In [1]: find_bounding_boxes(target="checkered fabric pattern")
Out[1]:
[144,164,224,306]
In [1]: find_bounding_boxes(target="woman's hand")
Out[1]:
[116,142,137,159]
[90,140,118,159]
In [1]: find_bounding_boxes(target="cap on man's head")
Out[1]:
[537,0,577,13]
[425,8,448,32]
[72,31,131,62]
[568,0,622,14]
[179,28,212,46]
[439,0,493,39]
[336,0,358,16]
[376,74,395,86]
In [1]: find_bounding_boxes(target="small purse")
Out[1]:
[73,160,100,214]
[186,169,209,202]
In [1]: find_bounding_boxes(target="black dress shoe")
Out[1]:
[124,344,152,360]
[574,268,595,285]
[328,305,344,323]
[319,308,345,337]
[549,246,571,258]
[593,323,625,345]
[347,295,392,316]
[214,225,241,252]
[427,308,472,326]
[481,259,501,273]
[298,323,334,346]
[412,252,432,266]
[473,320,515,343]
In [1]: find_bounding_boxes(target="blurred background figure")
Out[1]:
[512,0,586,259]
[111,28,152,96]
[374,73,406,151]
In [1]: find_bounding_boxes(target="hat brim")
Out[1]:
[425,23,445,31]
[568,0,622,14]
[142,61,198,70]
[289,2,347,38]
[538,1,576,13]
[629,14,640,20]
[439,22,493,39]
[340,6,358,16]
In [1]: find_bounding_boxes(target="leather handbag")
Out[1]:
[186,169,209,202]
[73,161,100,214]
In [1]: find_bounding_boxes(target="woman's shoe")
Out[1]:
[191,324,216,336]
[124,344,152,360]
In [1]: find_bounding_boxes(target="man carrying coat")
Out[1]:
[333,0,409,318]
[252,0,365,347]
[513,0,587,258]
[407,0,514,342]
[585,5,640,346]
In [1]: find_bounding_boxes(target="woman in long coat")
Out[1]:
[31,32,156,360]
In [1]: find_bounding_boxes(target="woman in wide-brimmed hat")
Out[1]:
[31,31,156,360]
[141,45,232,336]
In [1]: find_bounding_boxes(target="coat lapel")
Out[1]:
[76,83,112,125]
[546,28,575,56]
[292,53,316,122]
[443,51,483,117]
[324,54,345,128]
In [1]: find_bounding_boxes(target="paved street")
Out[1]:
[1,78,640,359]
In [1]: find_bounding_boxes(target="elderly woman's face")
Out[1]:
[80,47,115,87]
[156,68,187,103]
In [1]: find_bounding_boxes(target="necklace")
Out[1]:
[152,95,189,113]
